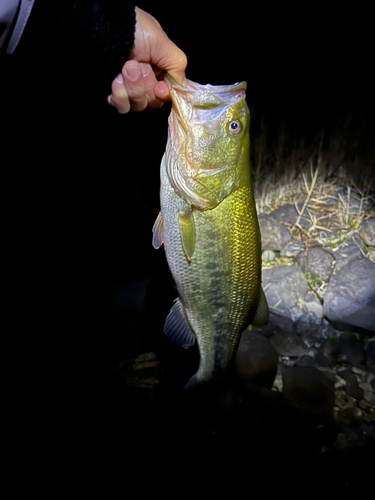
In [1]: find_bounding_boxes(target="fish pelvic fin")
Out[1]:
[152,211,164,249]
[252,287,269,327]
[164,298,196,349]
[178,206,196,262]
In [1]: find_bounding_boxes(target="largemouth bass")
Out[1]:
[152,74,268,387]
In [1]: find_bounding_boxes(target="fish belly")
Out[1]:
[160,158,261,382]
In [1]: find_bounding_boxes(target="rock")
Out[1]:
[315,339,338,367]
[270,332,308,357]
[366,360,375,376]
[336,432,348,448]
[337,369,365,400]
[259,215,290,251]
[365,339,375,363]
[324,256,375,334]
[262,250,276,261]
[293,312,322,347]
[288,304,304,322]
[318,318,342,342]
[268,204,310,230]
[262,264,309,309]
[281,365,335,416]
[300,297,324,318]
[360,218,375,247]
[259,307,295,336]
[326,188,375,214]
[295,355,317,367]
[332,236,364,272]
[295,246,334,281]
[235,330,279,389]
[280,240,304,258]
[284,298,324,346]
[335,332,366,368]
[334,374,347,390]
[348,430,359,442]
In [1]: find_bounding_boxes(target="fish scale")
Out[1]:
[153,75,268,386]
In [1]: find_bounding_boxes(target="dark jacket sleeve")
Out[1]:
[0,1,35,54]
[59,1,136,85]
[2,1,136,91]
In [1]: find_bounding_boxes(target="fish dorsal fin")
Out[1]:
[252,287,269,326]
[178,206,196,262]
[164,298,195,349]
[152,211,164,249]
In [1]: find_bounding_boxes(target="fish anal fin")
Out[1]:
[252,287,269,327]
[152,211,164,249]
[178,206,196,262]
[164,298,195,349]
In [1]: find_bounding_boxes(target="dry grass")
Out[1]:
[251,118,374,253]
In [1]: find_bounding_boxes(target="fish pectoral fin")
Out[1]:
[252,287,269,326]
[152,211,164,249]
[164,298,195,349]
[178,206,196,262]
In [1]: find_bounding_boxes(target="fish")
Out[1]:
[152,74,268,387]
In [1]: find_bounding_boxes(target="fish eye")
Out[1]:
[229,120,241,135]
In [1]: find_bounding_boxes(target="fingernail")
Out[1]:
[125,63,140,80]
[140,63,150,77]
[115,73,123,84]
[107,95,112,105]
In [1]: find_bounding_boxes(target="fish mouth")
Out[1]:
[164,73,247,96]
[165,73,247,129]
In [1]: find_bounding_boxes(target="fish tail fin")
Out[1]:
[183,372,199,392]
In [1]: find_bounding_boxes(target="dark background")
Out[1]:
[1,3,374,482]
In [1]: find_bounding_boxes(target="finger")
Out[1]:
[109,73,131,113]
[154,81,171,102]
[122,60,148,112]
[140,63,164,110]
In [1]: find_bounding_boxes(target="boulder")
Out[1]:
[337,369,364,400]
[235,330,279,389]
[280,240,304,258]
[270,332,308,357]
[324,257,375,334]
[360,218,375,247]
[259,307,295,336]
[365,339,375,364]
[294,312,323,347]
[295,246,334,281]
[295,355,317,367]
[332,236,365,272]
[268,204,310,230]
[259,215,290,251]
[262,264,309,309]
[281,365,335,416]
[300,295,324,318]
[315,339,338,367]
[334,332,366,368]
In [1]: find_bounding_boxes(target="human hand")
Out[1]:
[108,7,187,113]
